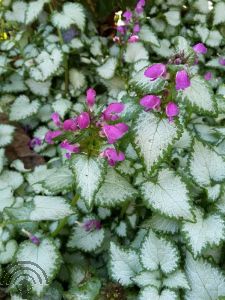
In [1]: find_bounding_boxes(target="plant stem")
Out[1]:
[51,194,79,237]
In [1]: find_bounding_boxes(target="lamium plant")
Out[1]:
[1,0,225,299]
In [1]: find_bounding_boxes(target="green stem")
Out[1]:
[51,194,79,237]
[0,219,34,227]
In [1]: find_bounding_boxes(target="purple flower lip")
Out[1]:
[62,27,77,43]
[82,219,102,232]
[30,235,40,245]
[102,123,129,144]
[219,57,225,66]
[133,23,140,34]
[100,147,125,166]
[128,35,139,43]
[166,102,179,122]
[193,43,207,54]
[102,102,125,121]
[144,63,167,81]
[123,10,132,23]
[140,95,161,111]
[204,71,212,81]
[63,119,77,131]
[175,70,191,90]
[45,130,62,144]
[29,137,42,149]
[60,140,80,158]
[135,0,145,14]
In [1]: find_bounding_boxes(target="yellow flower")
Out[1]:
[114,10,125,27]
[0,32,8,40]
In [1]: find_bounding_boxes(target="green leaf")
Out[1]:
[0,148,5,173]
[25,78,51,96]
[0,240,18,264]
[139,25,160,47]
[67,224,105,252]
[164,10,180,26]
[146,214,180,234]
[189,139,225,187]
[43,167,73,193]
[124,43,149,63]
[141,169,192,220]
[139,286,178,300]
[206,30,222,47]
[64,278,101,300]
[71,155,106,208]
[96,57,117,79]
[9,95,39,121]
[185,253,225,300]
[52,2,86,31]
[213,2,225,25]
[25,0,49,24]
[0,186,14,212]
[109,242,142,286]
[95,167,137,207]
[163,270,190,290]
[0,125,15,147]
[30,196,73,220]
[182,208,225,257]
[133,270,160,288]
[0,170,24,190]
[29,48,63,81]
[134,112,181,173]
[182,75,216,114]
[13,238,61,296]
[140,230,179,274]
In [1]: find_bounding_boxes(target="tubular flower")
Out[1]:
[193,43,207,54]
[144,63,167,81]
[175,70,191,90]
[77,112,90,129]
[123,10,132,23]
[133,23,140,34]
[135,0,145,14]
[45,130,62,144]
[166,102,179,122]
[219,57,225,66]
[140,95,161,111]
[102,123,129,144]
[100,148,125,166]
[128,35,139,43]
[51,112,61,127]
[86,88,96,108]
[29,137,42,149]
[102,102,125,121]
[63,119,77,131]
[204,71,212,81]
[60,140,80,158]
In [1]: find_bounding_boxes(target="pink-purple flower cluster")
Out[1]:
[113,0,145,44]
[140,42,209,122]
[44,89,128,166]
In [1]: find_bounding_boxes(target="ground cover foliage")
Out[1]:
[1,0,225,299]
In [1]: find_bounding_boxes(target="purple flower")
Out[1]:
[193,43,207,54]
[144,63,166,81]
[100,147,125,166]
[123,10,132,23]
[140,95,161,111]
[45,130,62,144]
[63,119,77,131]
[133,23,140,34]
[60,140,80,158]
[219,57,225,66]
[166,102,179,122]
[175,70,191,90]
[135,0,145,14]
[128,35,139,43]
[51,112,61,127]
[204,71,212,81]
[102,123,129,144]
[86,88,96,108]
[102,102,125,121]
[117,26,126,35]
[77,112,90,129]
[30,235,40,245]
[29,137,42,149]
[62,28,77,43]
[82,219,102,232]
